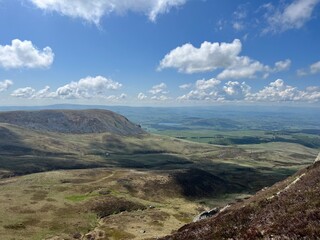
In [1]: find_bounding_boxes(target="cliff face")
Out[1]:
[0,109,144,135]
[160,153,320,240]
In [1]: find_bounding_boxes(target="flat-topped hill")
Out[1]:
[0,109,144,135]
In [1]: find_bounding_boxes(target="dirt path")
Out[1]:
[86,171,117,185]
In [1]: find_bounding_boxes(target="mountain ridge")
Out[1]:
[0,109,144,135]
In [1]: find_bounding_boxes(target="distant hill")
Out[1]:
[0,109,144,135]
[160,153,320,240]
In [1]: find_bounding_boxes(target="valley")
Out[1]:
[0,108,319,239]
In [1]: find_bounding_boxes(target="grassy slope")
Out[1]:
[0,168,209,240]
[0,120,318,239]
[160,159,320,240]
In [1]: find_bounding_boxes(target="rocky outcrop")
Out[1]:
[315,152,320,163]
[193,208,219,222]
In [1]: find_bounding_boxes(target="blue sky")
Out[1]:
[0,0,320,106]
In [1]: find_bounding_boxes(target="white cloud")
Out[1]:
[274,59,291,72]
[11,75,122,99]
[215,19,227,31]
[196,78,220,90]
[178,79,250,102]
[78,75,122,90]
[297,69,308,76]
[0,39,54,69]
[33,86,56,98]
[142,82,171,101]
[231,4,248,31]
[0,80,13,92]
[177,78,222,101]
[233,5,247,20]
[11,87,36,98]
[232,22,245,31]
[297,60,320,76]
[137,83,169,101]
[218,58,291,80]
[29,0,186,24]
[106,93,127,101]
[137,92,147,100]
[179,83,192,89]
[158,39,242,74]
[54,75,122,99]
[178,78,320,103]
[119,93,127,99]
[263,0,320,33]
[247,79,318,102]
[159,39,288,79]
[217,56,269,80]
[149,82,167,95]
[151,95,171,101]
[223,81,251,100]
[306,86,320,92]
[310,61,320,74]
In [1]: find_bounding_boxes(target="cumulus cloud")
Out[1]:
[274,59,292,72]
[29,0,186,24]
[223,81,251,100]
[179,83,192,89]
[137,92,147,100]
[149,82,168,95]
[11,87,36,98]
[0,39,54,69]
[106,93,127,101]
[158,39,242,74]
[178,79,250,102]
[247,79,320,102]
[139,82,171,101]
[0,80,13,92]
[310,61,320,74]
[178,78,320,103]
[11,75,122,99]
[263,0,320,33]
[177,78,223,101]
[297,69,308,76]
[297,60,320,75]
[217,56,270,80]
[196,78,221,90]
[55,75,122,99]
[119,93,127,99]
[151,95,171,101]
[159,39,289,79]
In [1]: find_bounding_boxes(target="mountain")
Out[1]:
[0,109,144,135]
[160,153,320,240]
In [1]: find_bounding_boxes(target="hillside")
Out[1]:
[0,109,318,239]
[160,153,320,240]
[0,109,144,135]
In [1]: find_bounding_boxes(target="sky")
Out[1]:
[0,0,320,106]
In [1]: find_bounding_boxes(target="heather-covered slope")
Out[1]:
[160,153,320,240]
[0,109,144,135]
